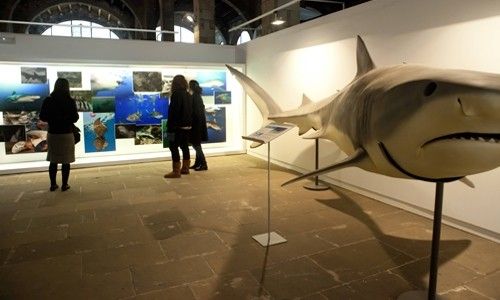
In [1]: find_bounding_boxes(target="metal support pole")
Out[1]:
[303,138,329,191]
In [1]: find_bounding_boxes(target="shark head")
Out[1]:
[351,50,500,181]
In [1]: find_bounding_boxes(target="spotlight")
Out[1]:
[186,14,194,23]
[271,12,285,26]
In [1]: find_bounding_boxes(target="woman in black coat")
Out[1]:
[39,78,79,191]
[189,80,208,171]
[164,75,193,178]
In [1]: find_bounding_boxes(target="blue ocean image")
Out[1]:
[83,112,116,153]
[115,93,168,125]
[196,71,226,96]
[0,83,49,111]
[204,106,226,143]
[92,71,133,99]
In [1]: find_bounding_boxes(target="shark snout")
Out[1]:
[456,91,500,118]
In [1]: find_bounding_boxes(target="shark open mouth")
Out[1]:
[423,133,500,147]
[378,142,462,183]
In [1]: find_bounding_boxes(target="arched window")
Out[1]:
[237,31,251,45]
[41,20,119,39]
[156,26,194,43]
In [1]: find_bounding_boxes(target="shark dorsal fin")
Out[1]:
[282,148,368,187]
[301,94,313,107]
[355,35,375,78]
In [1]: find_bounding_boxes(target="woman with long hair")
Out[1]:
[39,78,79,191]
[188,80,208,171]
[164,75,193,178]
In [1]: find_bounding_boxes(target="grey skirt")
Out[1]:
[46,133,75,163]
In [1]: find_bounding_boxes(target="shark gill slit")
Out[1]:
[377,142,462,183]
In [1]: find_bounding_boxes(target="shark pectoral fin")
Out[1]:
[250,141,264,148]
[355,36,375,78]
[301,128,325,139]
[459,177,475,188]
[282,148,368,187]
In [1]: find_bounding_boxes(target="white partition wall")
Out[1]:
[0,34,245,173]
[238,0,500,241]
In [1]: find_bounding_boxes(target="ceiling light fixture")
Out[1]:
[186,14,194,23]
[271,12,285,26]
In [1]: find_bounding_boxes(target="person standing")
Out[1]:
[39,78,79,191]
[164,75,193,178]
[188,80,208,171]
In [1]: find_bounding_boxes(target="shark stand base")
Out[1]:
[398,182,445,300]
[251,142,287,247]
[303,139,329,191]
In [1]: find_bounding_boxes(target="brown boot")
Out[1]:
[164,161,181,178]
[181,159,191,175]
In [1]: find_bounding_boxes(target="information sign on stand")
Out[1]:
[242,123,294,247]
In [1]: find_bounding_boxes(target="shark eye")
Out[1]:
[424,82,437,97]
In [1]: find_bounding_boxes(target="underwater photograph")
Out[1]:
[70,90,93,112]
[196,70,226,96]
[0,83,49,111]
[133,72,163,92]
[21,67,47,84]
[115,124,136,139]
[115,93,168,125]
[58,71,82,88]
[92,96,116,113]
[204,106,226,143]
[135,125,162,145]
[83,112,116,153]
[214,91,231,105]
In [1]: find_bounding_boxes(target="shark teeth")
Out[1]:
[425,133,500,146]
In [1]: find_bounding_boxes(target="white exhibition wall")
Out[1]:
[238,0,500,240]
[0,34,245,173]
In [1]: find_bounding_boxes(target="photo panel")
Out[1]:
[133,72,162,92]
[214,91,231,105]
[161,119,169,148]
[204,106,226,143]
[70,90,93,112]
[0,83,49,111]
[135,125,162,145]
[135,94,168,125]
[115,94,138,124]
[196,71,226,96]
[115,124,136,139]
[91,70,133,98]
[92,96,115,113]
[83,112,116,153]
[57,71,82,88]
[2,125,27,154]
[21,67,47,84]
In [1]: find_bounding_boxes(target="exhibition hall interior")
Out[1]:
[0,0,499,299]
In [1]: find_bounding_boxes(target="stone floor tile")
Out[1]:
[82,242,167,274]
[440,286,492,299]
[465,270,500,299]
[203,244,267,275]
[159,231,228,260]
[310,239,413,283]
[250,257,339,299]
[131,256,214,294]
[190,271,270,300]
[0,225,68,248]
[29,209,95,229]
[131,286,196,300]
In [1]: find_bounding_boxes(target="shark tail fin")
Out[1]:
[226,65,281,119]
[282,148,368,187]
[355,36,375,78]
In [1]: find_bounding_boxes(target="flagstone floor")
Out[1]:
[0,154,498,299]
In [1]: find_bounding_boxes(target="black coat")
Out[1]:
[190,92,208,144]
[167,90,193,133]
[39,93,79,134]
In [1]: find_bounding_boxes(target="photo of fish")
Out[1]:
[92,96,116,113]
[161,119,169,148]
[83,112,116,153]
[3,111,38,126]
[196,71,226,96]
[0,125,25,143]
[161,74,174,96]
[57,71,82,88]
[0,83,49,111]
[204,106,226,143]
[115,93,167,125]
[214,91,231,105]
[21,67,47,84]
[70,90,93,112]
[135,125,162,145]
[6,129,49,154]
[115,124,136,139]
[91,70,132,97]
[133,72,163,92]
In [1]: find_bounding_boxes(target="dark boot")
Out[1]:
[195,161,208,171]
[189,157,200,169]
[181,160,191,174]
[164,161,182,178]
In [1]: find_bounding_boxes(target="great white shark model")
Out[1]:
[227,36,500,187]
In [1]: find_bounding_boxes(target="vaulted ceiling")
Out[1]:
[0,0,371,44]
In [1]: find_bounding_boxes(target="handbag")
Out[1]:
[73,125,81,144]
